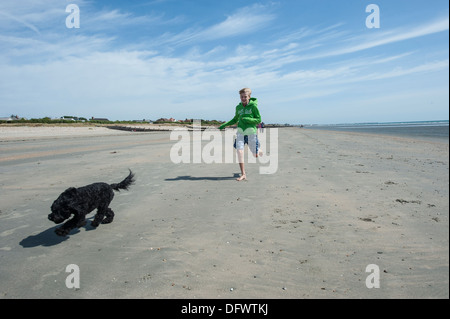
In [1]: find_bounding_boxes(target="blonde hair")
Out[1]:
[239,88,252,96]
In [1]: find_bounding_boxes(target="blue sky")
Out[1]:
[0,0,448,124]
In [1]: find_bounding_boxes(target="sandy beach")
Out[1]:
[0,125,448,299]
[0,124,184,142]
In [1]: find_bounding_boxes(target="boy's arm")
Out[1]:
[219,113,239,130]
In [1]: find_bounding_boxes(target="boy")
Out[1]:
[219,88,261,181]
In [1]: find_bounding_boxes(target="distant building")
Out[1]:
[0,115,24,122]
[155,117,176,122]
[61,116,77,121]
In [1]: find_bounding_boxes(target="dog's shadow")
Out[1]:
[20,218,96,248]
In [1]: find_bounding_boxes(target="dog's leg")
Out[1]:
[91,189,114,227]
[55,213,82,236]
[92,205,108,227]
[91,213,103,227]
[102,208,115,224]
[76,216,87,228]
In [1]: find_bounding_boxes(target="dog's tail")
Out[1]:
[111,169,135,192]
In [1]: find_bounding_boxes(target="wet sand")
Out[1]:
[0,126,448,298]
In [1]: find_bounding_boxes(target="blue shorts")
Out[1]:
[234,133,259,155]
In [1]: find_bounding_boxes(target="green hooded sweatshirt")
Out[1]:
[219,97,261,135]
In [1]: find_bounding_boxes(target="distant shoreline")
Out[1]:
[303,122,449,143]
[1,122,448,143]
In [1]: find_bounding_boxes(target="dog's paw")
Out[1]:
[55,227,69,237]
[76,220,87,227]
[91,220,99,227]
[101,217,114,224]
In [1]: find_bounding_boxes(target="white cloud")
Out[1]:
[358,59,449,81]
[314,17,449,59]
[152,3,275,47]
[201,4,275,39]
[0,0,86,33]
[0,11,41,35]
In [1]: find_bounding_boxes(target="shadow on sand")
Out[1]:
[165,174,240,181]
[20,218,96,248]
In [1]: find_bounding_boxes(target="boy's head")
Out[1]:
[239,88,252,106]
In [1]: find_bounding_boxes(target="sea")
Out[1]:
[302,120,449,143]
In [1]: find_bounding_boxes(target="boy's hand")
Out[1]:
[240,117,249,124]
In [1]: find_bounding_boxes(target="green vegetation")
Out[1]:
[0,116,224,126]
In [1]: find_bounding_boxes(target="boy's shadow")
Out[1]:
[20,218,96,248]
[165,173,240,181]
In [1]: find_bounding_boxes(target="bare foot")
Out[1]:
[236,174,247,181]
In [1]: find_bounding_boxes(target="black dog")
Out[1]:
[48,170,135,236]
